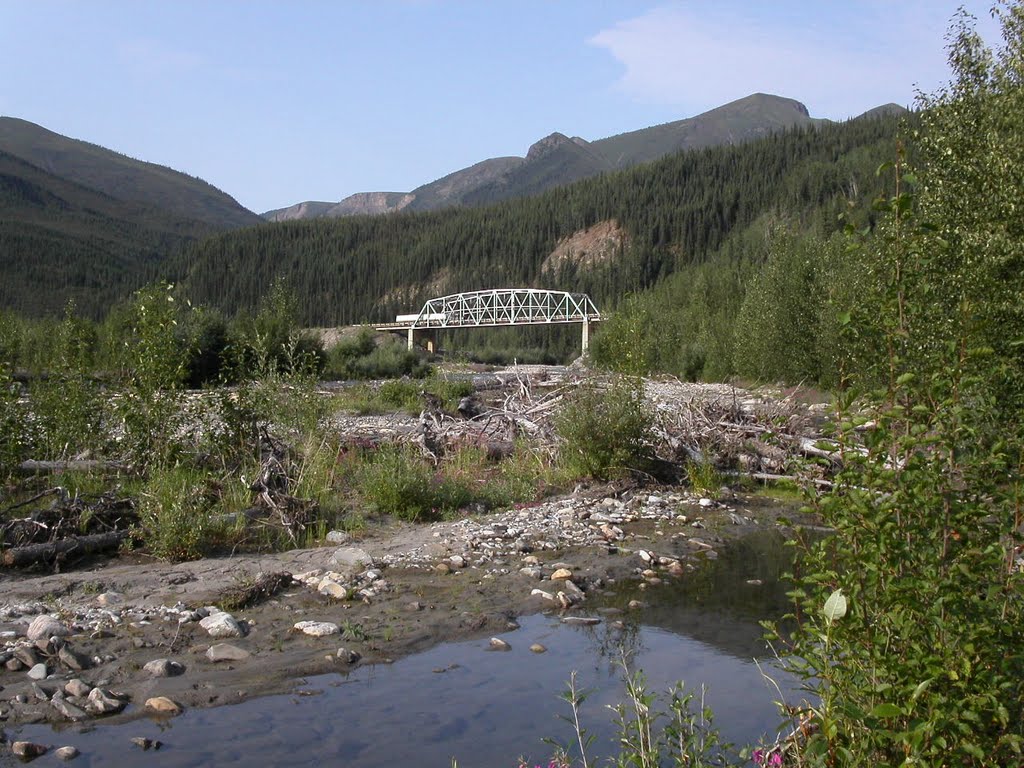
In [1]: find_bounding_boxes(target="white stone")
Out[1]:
[317,577,349,599]
[26,615,70,641]
[206,643,250,662]
[199,612,243,638]
[145,696,183,715]
[332,547,373,569]
[488,637,511,651]
[27,662,49,680]
[86,687,127,715]
[294,620,340,637]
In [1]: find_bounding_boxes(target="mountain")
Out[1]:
[0,117,265,317]
[0,116,261,230]
[177,111,906,327]
[0,148,223,317]
[264,93,874,220]
[264,192,417,221]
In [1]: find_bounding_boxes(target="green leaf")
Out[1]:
[822,588,847,624]
[911,678,934,701]
[869,703,902,718]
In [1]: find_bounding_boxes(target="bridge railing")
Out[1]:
[403,288,600,328]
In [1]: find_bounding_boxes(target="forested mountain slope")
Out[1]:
[173,113,906,326]
[0,116,260,230]
[0,149,223,317]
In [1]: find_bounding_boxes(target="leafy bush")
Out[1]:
[555,378,654,480]
[355,445,466,521]
[137,464,215,561]
[325,331,429,380]
[772,11,1024,764]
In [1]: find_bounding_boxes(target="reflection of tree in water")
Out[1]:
[577,529,799,664]
[572,614,645,673]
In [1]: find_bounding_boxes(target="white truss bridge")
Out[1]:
[375,288,602,353]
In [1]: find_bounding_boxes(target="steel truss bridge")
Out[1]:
[375,288,602,353]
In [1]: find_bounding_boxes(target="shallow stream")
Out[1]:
[6,530,803,767]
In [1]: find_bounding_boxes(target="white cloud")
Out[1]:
[588,1,1001,119]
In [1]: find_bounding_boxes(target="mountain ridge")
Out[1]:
[0,116,261,230]
[263,93,904,220]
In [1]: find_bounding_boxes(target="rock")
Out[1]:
[58,645,91,672]
[698,498,714,507]
[199,612,243,638]
[55,746,80,760]
[488,637,511,651]
[145,696,182,715]
[434,563,451,575]
[51,696,88,721]
[628,599,649,610]
[317,577,349,600]
[26,615,70,642]
[30,682,54,701]
[550,568,572,580]
[325,530,351,544]
[64,679,92,698]
[206,643,250,662]
[294,621,340,637]
[746,578,764,586]
[143,658,185,678]
[336,647,361,664]
[27,663,48,681]
[561,616,601,626]
[5,657,25,671]
[331,547,373,569]
[449,555,465,569]
[529,643,547,653]
[12,741,48,759]
[130,737,161,750]
[666,560,686,577]
[530,588,555,601]
[638,549,654,564]
[14,645,39,667]
[96,592,124,607]
[85,687,128,716]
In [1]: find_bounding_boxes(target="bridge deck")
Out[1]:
[373,313,602,332]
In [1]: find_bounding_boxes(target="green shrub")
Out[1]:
[355,445,459,521]
[555,377,654,480]
[325,332,429,380]
[137,465,216,561]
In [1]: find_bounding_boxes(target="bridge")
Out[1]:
[375,288,602,354]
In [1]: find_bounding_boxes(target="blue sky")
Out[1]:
[0,1,1002,214]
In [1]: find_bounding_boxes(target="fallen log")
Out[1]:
[18,459,126,474]
[1,530,129,568]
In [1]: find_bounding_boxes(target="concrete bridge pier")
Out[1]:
[407,327,437,354]
[582,316,590,354]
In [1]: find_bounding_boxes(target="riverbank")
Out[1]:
[0,481,806,741]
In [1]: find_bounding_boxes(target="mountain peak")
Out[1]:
[526,132,586,162]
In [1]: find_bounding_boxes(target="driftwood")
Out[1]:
[218,571,293,610]
[1,530,129,568]
[18,459,127,474]
[247,429,318,542]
